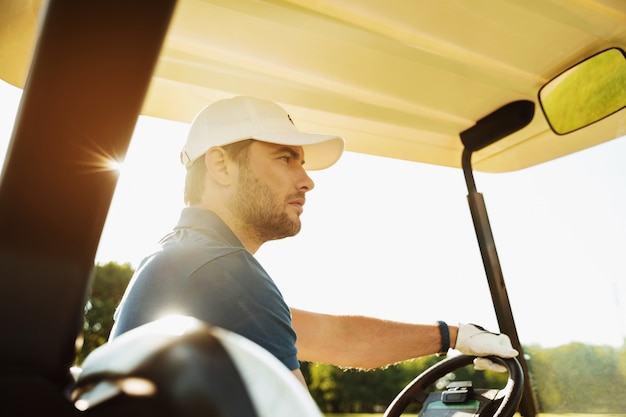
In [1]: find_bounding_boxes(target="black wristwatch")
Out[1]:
[436,320,450,356]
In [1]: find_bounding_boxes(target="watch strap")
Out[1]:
[436,320,450,356]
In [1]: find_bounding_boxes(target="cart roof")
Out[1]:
[2,0,625,172]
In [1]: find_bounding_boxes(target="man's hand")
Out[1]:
[455,323,519,372]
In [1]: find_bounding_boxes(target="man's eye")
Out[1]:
[279,156,290,163]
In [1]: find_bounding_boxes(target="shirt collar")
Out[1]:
[175,207,244,248]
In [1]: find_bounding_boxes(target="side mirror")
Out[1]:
[538,47,626,135]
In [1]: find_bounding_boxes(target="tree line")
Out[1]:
[78,262,626,413]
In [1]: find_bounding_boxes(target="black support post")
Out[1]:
[462,148,539,417]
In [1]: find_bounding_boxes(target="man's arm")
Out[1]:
[291,308,459,369]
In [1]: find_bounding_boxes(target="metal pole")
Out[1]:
[462,148,539,417]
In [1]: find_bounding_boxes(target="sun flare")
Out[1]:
[106,158,123,173]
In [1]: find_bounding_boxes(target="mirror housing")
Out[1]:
[538,47,626,135]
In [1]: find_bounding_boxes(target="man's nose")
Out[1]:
[298,168,315,191]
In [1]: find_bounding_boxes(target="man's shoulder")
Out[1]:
[144,230,247,274]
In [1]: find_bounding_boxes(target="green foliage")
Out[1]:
[76,261,134,364]
[303,343,626,414]
[305,343,626,414]
[526,343,626,413]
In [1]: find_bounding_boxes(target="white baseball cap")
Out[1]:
[180,96,345,170]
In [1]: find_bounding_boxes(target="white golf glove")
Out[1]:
[455,323,519,372]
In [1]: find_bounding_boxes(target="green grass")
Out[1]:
[325,414,382,417]
[324,414,626,417]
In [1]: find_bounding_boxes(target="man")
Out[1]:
[111,96,518,387]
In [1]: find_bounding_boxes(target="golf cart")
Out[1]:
[0,1,624,416]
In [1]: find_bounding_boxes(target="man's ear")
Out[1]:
[204,147,233,186]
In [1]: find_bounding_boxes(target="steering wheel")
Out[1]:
[383,355,524,417]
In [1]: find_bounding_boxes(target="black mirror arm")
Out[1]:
[462,148,478,194]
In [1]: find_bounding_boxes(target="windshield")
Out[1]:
[2,78,625,413]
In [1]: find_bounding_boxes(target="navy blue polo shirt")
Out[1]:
[110,207,299,370]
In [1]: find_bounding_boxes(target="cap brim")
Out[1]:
[253,133,345,170]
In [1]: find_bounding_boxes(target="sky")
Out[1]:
[2,79,625,349]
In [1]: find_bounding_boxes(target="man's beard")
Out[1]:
[228,166,302,242]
